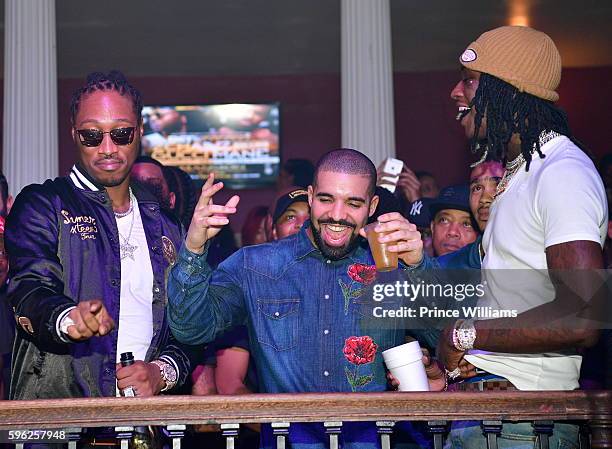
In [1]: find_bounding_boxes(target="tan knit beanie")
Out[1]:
[459,26,561,102]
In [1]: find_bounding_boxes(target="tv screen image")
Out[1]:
[141,103,280,189]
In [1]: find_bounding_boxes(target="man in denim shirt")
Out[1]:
[168,149,442,449]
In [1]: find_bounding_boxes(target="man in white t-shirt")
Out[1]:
[436,26,608,448]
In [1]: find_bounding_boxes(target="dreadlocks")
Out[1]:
[470,73,576,171]
[70,70,143,125]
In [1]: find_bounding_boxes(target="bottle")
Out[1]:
[120,352,135,397]
[120,352,135,366]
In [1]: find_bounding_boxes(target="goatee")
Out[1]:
[310,220,360,261]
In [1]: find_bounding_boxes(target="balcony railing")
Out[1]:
[0,390,610,449]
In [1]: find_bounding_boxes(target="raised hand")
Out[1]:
[396,166,421,203]
[185,173,240,254]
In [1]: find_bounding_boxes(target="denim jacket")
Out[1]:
[168,221,440,448]
[435,235,482,270]
[168,222,442,392]
[168,223,440,448]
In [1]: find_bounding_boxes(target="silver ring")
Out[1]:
[123,386,136,397]
[446,368,461,380]
[59,316,76,334]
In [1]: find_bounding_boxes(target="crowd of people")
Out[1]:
[0,25,611,449]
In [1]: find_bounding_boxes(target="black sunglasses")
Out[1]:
[75,127,136,147]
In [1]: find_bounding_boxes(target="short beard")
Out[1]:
[80,161,129,188]
[310,220,360,261]
[96,175,128,188]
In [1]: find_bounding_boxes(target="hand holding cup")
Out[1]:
[360,213,423,268]
[383,341,430,391]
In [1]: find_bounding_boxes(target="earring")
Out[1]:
[470,143,489,168]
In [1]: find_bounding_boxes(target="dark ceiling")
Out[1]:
[1,0,611,78]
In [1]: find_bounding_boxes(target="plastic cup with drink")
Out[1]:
[382,341,430,391]
[364,222,398,272]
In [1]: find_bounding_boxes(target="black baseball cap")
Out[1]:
[407,198,434,228]
[272,188,309,223]
[429,184,471,218]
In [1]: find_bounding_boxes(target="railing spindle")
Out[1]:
[165,424,186,449]
[114,426,134,449]
[66,427,82,449]
[589,418,612,449]
[324,421,343,449]
[376,421,395,449]
[427,420,449,449]
[271,422,290,449]
[578,422,590,449]
[481,420,503,449]
[533,420,554,449]
[221,423,240,449]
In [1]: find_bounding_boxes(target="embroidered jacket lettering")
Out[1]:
[61,210,98,240]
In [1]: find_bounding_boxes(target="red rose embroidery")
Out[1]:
[347,263,377,285]
[343,335,378,365]
[343,336,378,391]
[340,264,376,315]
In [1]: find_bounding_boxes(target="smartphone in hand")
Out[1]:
[378,157,404,193]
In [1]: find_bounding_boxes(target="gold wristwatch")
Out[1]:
[150,359,178,392]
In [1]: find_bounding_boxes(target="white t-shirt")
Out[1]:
[115,197,155,365]
[465,135,608,390]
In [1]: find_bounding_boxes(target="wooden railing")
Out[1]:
[0,390,610,449]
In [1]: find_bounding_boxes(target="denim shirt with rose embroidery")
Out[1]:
[168,222,436,395]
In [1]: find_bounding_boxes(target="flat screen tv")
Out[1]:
[141,103,280,189]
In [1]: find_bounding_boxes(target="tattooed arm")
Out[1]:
[438,240,604,370]
[473,240,602,352]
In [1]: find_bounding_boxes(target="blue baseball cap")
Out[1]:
[429,184,471,218]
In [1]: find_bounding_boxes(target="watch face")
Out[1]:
[163,364,178,383]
